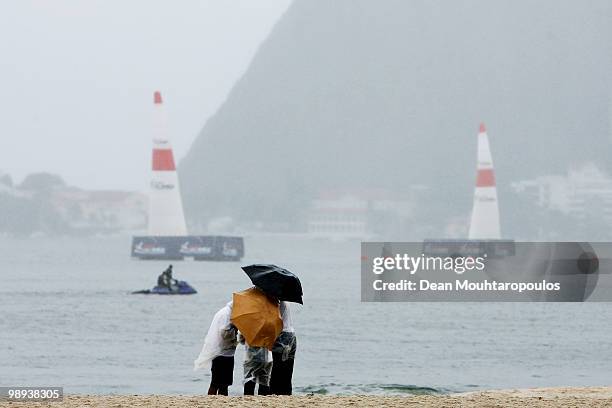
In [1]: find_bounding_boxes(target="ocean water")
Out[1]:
[1,235,611,396]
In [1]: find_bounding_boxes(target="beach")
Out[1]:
[3,387,611,407]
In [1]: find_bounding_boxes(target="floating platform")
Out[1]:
[422,239,516,258]
[131,235,244,261]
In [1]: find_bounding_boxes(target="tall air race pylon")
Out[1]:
[468,123,501,239]
[148,91,188,236]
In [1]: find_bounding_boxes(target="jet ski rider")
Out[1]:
[157,264,175,289]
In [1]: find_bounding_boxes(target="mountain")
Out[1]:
[180,0,612,235]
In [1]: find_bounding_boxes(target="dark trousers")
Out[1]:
[269,338,296,395]
[243,381,269,395]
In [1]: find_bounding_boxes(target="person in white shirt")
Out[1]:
[270,301,297,395]
[194,302,237,395]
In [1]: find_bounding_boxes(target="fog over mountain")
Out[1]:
[180,0,612,236]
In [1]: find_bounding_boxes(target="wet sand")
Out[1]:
[2,387,612,407]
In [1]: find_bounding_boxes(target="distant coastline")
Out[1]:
[0,171,146,237]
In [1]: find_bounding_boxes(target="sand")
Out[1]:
[2,387,611,407]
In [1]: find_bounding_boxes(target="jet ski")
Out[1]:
[132,280,197,295]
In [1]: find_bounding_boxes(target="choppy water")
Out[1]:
[1,235,611,395]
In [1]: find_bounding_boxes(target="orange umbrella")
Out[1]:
[231,287,282,350]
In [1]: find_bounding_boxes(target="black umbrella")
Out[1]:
[242,264,303,304]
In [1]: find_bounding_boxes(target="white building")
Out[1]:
[308,192,368,238]
[50,189,148,233]
[511,163,612,227]
[307,189,414,239]
[565,164,612,226]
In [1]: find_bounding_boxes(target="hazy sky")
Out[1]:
[0,0,291,191]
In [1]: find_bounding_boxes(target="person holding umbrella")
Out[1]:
[231,286,282,395]
[270,300,297,395]
[240,264,303,396]
[240,335,274,395]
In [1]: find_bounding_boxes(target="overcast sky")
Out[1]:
[0,0,290,191]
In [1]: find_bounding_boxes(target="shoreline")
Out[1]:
[3,387,611,407]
